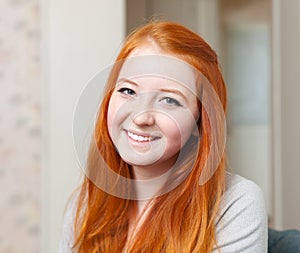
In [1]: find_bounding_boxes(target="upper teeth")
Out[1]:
[128,131,153,142]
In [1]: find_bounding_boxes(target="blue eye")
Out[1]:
[161,97,182,107]
[117,87,136,96]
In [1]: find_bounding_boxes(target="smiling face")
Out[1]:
[107,43,199,178]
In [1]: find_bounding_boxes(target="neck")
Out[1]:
[130,157,176,200]
[132,167,172,201]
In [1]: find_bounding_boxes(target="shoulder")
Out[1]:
[214,172,268,252]
[222,172,266,211]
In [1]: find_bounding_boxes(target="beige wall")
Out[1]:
[41,1,125,252]
[0,1,41,252]
[273,0,300,229]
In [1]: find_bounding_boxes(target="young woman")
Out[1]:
[60,21,267,252]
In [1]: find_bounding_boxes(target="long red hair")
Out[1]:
[73,21,227,252]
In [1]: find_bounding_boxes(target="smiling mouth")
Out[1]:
[126,130,160,142]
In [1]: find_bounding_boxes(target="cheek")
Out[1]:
[180,119,196,140]
[159,117,183,147]
[107,96,120,134]
[107,105,113,133]
[107,94,131,139]
[161,113,196,147]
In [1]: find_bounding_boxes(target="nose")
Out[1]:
[130,92,156,126]
[131,110,155,126]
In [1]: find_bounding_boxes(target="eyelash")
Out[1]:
[117,87,136,96]
[160,97,182,107]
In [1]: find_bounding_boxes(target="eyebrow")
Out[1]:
[117,78,139,86]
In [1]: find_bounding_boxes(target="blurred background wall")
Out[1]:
[0,0,41,252]
[0,0,300,252]
[40,1,125,252]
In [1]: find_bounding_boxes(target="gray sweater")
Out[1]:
[59,173,267,252]
[213,173,267,252]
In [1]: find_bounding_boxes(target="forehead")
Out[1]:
[129,42,163,56]
[118,53,198,95]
